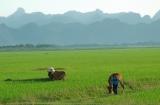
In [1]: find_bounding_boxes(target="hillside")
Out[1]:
[1,8,160,28]
[0,18,160,46]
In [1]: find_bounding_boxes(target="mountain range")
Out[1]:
[0,7,160,46]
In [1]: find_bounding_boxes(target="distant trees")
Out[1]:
[0,44,60,51]
[0,42,160,51]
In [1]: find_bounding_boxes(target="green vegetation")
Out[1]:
[0,42,160,52]
[0,48,160,104]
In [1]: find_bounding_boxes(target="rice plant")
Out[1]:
[0,48,160,104]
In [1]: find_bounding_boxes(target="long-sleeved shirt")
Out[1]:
[110,76,120,85]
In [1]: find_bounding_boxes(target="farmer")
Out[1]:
[110,74,123,94]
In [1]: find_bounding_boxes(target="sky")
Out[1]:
[0,0,160,18]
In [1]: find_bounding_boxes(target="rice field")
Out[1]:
[0,48,160,104]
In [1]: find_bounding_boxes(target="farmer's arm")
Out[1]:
[118,78,124,89]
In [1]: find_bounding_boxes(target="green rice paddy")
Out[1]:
[0,48,160,104]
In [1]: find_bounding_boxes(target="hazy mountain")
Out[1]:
[34,15,80,26]
[86,14,104,24]
[0,18,160,46]
[0,8,159,28]
[64,9,104,23]
[0,7,160,46]
[142,15,151,23]
[8,7,25,18]
[0,17,7,25]
[0,8,80,28]
[0,24,17,45]
[118,12,142,24]
[152,10,160,21]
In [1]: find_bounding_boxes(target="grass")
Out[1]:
[0,48,160,104]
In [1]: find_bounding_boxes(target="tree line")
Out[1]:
[0,42,160,51]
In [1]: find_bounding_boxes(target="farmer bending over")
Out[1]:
[110,75,123,95]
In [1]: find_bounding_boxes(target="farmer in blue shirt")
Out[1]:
[110,75,122,94]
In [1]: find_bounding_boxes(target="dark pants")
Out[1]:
[113,85,118,94]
